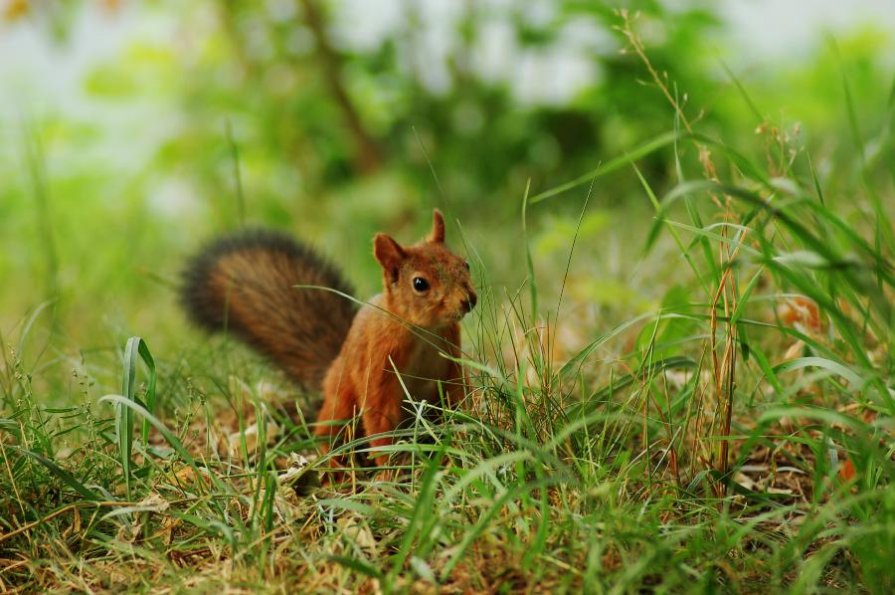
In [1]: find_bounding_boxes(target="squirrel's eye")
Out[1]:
[412,277,429,293]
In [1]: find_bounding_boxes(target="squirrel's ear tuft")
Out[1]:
[427,209,446,244]
[373,233,405,283]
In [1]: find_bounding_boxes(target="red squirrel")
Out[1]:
[181,210,476,469]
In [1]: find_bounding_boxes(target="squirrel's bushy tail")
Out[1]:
[180,230,356,391]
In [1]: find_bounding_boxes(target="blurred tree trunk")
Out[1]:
[298,0,383,175]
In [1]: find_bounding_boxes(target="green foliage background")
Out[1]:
[3,0,891,350]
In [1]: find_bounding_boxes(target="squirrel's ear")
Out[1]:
[427,209,446,244]
[373,233,405,283]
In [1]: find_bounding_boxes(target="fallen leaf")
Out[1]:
[839,458,856,482]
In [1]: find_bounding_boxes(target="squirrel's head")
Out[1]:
[373,209,477,329]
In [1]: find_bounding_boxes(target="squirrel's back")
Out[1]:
[180,229,356,390]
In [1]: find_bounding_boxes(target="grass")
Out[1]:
[2,27,895,595]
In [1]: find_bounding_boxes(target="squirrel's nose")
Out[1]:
[463,292,477,313]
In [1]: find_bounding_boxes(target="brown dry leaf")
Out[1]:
[172,463,211,489]
[227,419,281,458]
[160,516,179,546]
[3,0,28,21]
[335,513,378,555]
[137,492,170,513]
[767,486,794,496]
[838,458,856,482]
[734,472,756,491]
[778,296,822,334]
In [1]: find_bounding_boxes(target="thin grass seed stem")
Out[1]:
[0,440,25,519]
[622,10,749,494]
[619,11,692,135]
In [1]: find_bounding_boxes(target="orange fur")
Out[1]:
[181,210,476,473]
[316,210,475,468]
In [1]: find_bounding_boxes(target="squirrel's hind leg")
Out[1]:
[315,379,358,480]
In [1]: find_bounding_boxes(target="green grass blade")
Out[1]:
[100,394,194,467]
[116,336,158,500]
[529,130,681,203]
[10,445,100,501]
